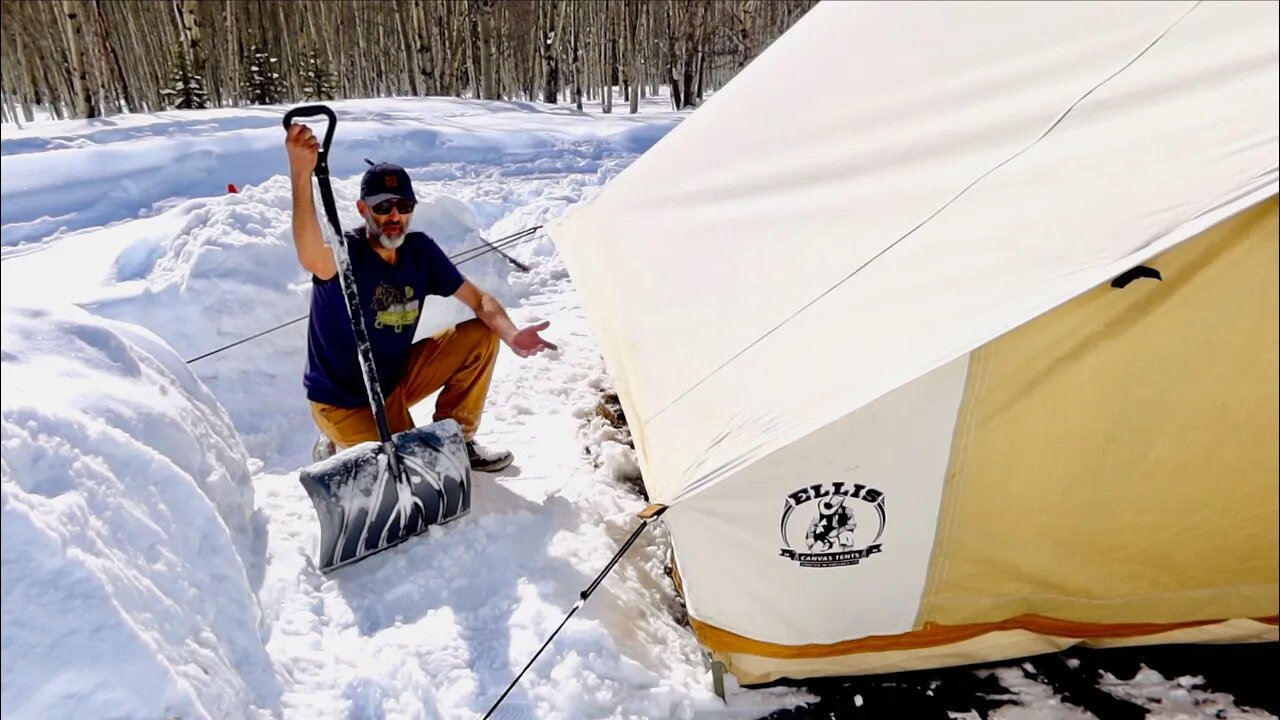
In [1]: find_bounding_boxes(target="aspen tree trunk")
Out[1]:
[2,90,17,126]
[649,2,661,101]
[443,4,462,97]
[411,0,432,95]
[94,1,134,112]
[600,3,611,113]
[687,1,708,107]
[9,18,39,121]
[0,21,22,122]
[176,0,204,99]
[735,0,755,71]
[626,0,641,114]
[465,0,480,99]
[571,0,582,111]
[225,0,238,104]
[666,0,683,110]
[470,0,497,100]
[540,0,566,104]
[398,4,420,96]
[79,0,112,113]
[61,0,97,117]
[275,2,294,97]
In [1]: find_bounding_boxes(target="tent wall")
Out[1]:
[920,196,1279,628]
[666,355,969,645]
[674,198,1280,680]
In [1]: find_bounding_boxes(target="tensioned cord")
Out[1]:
[183,224,544,364]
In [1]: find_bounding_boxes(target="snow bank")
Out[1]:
[0,98,678,248]
[0,304,280,720]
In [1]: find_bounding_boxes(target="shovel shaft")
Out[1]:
[284,106,403,481]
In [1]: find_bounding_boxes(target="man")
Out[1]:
[285,122,555,472]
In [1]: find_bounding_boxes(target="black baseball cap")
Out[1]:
[360,161,416,205]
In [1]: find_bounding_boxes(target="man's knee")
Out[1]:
[456,318,499,354]
[311,401,381,447]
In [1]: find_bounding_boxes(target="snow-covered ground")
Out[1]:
[2,95,1273,720]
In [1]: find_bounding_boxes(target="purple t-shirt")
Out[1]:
[304,228,464,408]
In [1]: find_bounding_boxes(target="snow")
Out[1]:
[977,665,1096,720]
[965,664,1280,720]
[1,94,1270,720]
[1,304,278,719]
[1098,667,1278,720]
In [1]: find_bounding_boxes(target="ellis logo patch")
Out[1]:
[779,482,885,568]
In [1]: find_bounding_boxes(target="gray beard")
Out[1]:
[367,217,405,250]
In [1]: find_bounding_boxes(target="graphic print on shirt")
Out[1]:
[371,283,420,332]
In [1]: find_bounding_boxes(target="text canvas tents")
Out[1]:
[547,0,1279,683]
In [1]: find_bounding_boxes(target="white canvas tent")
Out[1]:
[547,0,1279,684]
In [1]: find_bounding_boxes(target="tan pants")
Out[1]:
[311,318,499,448]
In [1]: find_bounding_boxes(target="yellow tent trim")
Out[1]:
[711,619,1278,684]
[687,613,1279,660]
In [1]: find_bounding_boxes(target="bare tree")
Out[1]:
[474,0,498,100]
[600,2,613,113]
[733,0,755,71]
[569,0,583,110]
[536,0,565,104]
[61,0,98,118]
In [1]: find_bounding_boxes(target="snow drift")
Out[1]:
[0,303,280,720]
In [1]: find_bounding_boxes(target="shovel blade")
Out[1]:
[299,419,471,572]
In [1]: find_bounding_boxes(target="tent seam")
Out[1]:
[934,350,990,606]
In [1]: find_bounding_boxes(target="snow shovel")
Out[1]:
[285,105,472,573]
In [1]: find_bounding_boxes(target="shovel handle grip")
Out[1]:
[283,105,337,172]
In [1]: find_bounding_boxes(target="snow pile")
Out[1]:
[0,98,678,249]
[0,303,280,720]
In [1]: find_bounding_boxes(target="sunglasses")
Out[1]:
[370,198,416,215]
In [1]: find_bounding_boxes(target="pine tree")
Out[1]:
[158,43,208,110]
[301,49,336,101]
[244,44,285,105]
